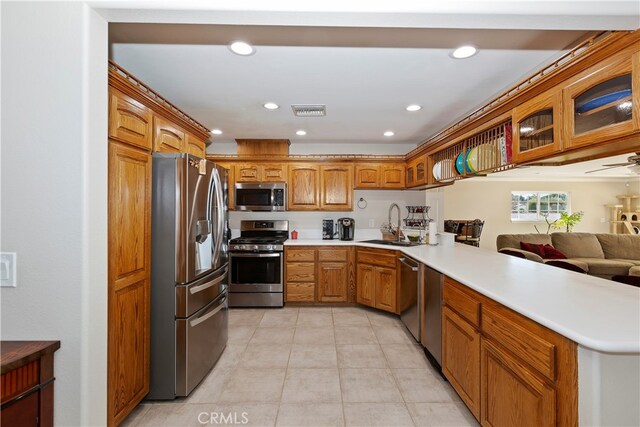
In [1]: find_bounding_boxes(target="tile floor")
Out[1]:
[122,306,478,427]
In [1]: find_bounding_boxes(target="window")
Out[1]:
[511,191,570,222]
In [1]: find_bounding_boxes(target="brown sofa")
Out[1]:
[496,233,640,279]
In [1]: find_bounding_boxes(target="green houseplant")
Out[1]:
[553,211,584,232]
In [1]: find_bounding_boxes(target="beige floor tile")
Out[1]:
[331,306,367,314]
[214,344,247,369]
[276,403,345,426]
[228,309,265,326]
[365,310,402,327]
[293,326,336,344]
[373,325,416,344]
[219,368,286,403]
[336,344,388,368]
[297,311,334,327]
[206,403,280,426]
[381,344,430,369]
[260,310,299,327]
[137,403,191,426]
[392,369,458,403]
[334,325,377,344]
[281,368,342,403]
[406,402,478,426]
[120,403,152,426]
[186,367,234,404]
[227,325,257,344]
[239,343,292,369]
[340,368,403,403]
[250,327,295,344]
[333,311,370,327]
[343,402,414,426]
[288,344,338,368]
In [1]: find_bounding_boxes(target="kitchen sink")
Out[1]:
[360,239,422,247]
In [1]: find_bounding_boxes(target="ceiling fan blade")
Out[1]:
[601,161,633,167]
[585,165,625,174]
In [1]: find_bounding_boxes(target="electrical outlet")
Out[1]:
[0,253,17,287]
[368,219,375,227]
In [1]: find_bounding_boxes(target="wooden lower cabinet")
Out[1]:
[285,246,354,303]
[108,141,151,425]
[481,339,556,427]
[442,277,577,426]
[355,248,398,313]
[442,306,481,419]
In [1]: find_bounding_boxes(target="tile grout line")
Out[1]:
[274,307,299,426]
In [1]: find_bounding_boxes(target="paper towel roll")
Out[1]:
[428,223,437,245]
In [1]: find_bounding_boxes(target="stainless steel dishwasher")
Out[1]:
[399,255,421,342]
[421,265,444,371]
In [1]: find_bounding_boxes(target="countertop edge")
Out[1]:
[1,340,61,374]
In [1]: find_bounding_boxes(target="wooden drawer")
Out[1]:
[482,306,556,381]
[286,248,316,262]
[443,278,480,327]
[286,283,315,302]
[318,248,349,261]
[286,262,315,282]
[357,249,396,268]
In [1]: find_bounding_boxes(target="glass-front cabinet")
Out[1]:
[564,53,639,148]
[512,90,563,163]
[406,155,426,187]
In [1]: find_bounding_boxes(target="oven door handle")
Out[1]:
[230,253,282,258]
[190,294,227,327]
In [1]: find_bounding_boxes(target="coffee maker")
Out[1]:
[337,218,355,241]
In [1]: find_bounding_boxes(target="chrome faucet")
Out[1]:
[388,203,402,242]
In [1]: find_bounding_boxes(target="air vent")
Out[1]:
[291,104,326,117]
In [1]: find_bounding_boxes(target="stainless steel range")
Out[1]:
[229,220,288,307]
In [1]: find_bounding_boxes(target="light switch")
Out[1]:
[0,253,17,287]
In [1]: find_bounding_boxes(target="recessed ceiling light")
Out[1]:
[384,131,395,137]
[263,102,279,110]
[406,104,422,112]
[211,129,223,135]
[451,45,478,59]
[296,130,307,136]
[229,41,255,56]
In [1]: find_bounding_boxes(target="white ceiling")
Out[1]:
[105,2,639,152]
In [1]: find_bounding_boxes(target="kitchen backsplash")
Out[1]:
[229,189,444,239]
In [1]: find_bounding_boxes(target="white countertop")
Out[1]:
[285,239,640,353]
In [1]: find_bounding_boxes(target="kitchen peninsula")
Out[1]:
[285,238,640,426]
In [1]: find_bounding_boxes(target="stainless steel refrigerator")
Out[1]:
[148,153,229,400]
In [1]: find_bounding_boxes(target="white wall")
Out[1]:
[230,189,435,239]
[0,3,108,425]
[442,178,637,250]
[208,140,417,156]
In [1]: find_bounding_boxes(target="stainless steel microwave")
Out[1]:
[234,182,286,211]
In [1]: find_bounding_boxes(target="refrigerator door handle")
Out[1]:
[211,167,225,267]
[190,294,227,327]
[189,267,228,295]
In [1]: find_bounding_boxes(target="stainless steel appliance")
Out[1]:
[149,153,229,400]
[229,220,288,307]
[337,217,355,241]
[420,265,444,371]
[399,255,421,341]
[235,182,286,211]
[322,219,337,240]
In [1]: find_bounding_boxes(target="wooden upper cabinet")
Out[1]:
[355,164,380,188]
[355,163,405,189]
[235,163,261,182]
[108,88,152,150]
[481,339,556,427]
[185,134,206,158]
[406,156,426,187]
[262,164,287,182]
[235,163,287,182]
[380,163,405,188]
[320,164,353,211]
[563,53,639,148]
[512,90,563,163]
[153,115,185,153]
[288,163,321,210]
[107,141,151,425]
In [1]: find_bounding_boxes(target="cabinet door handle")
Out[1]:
[399,257,419,271]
